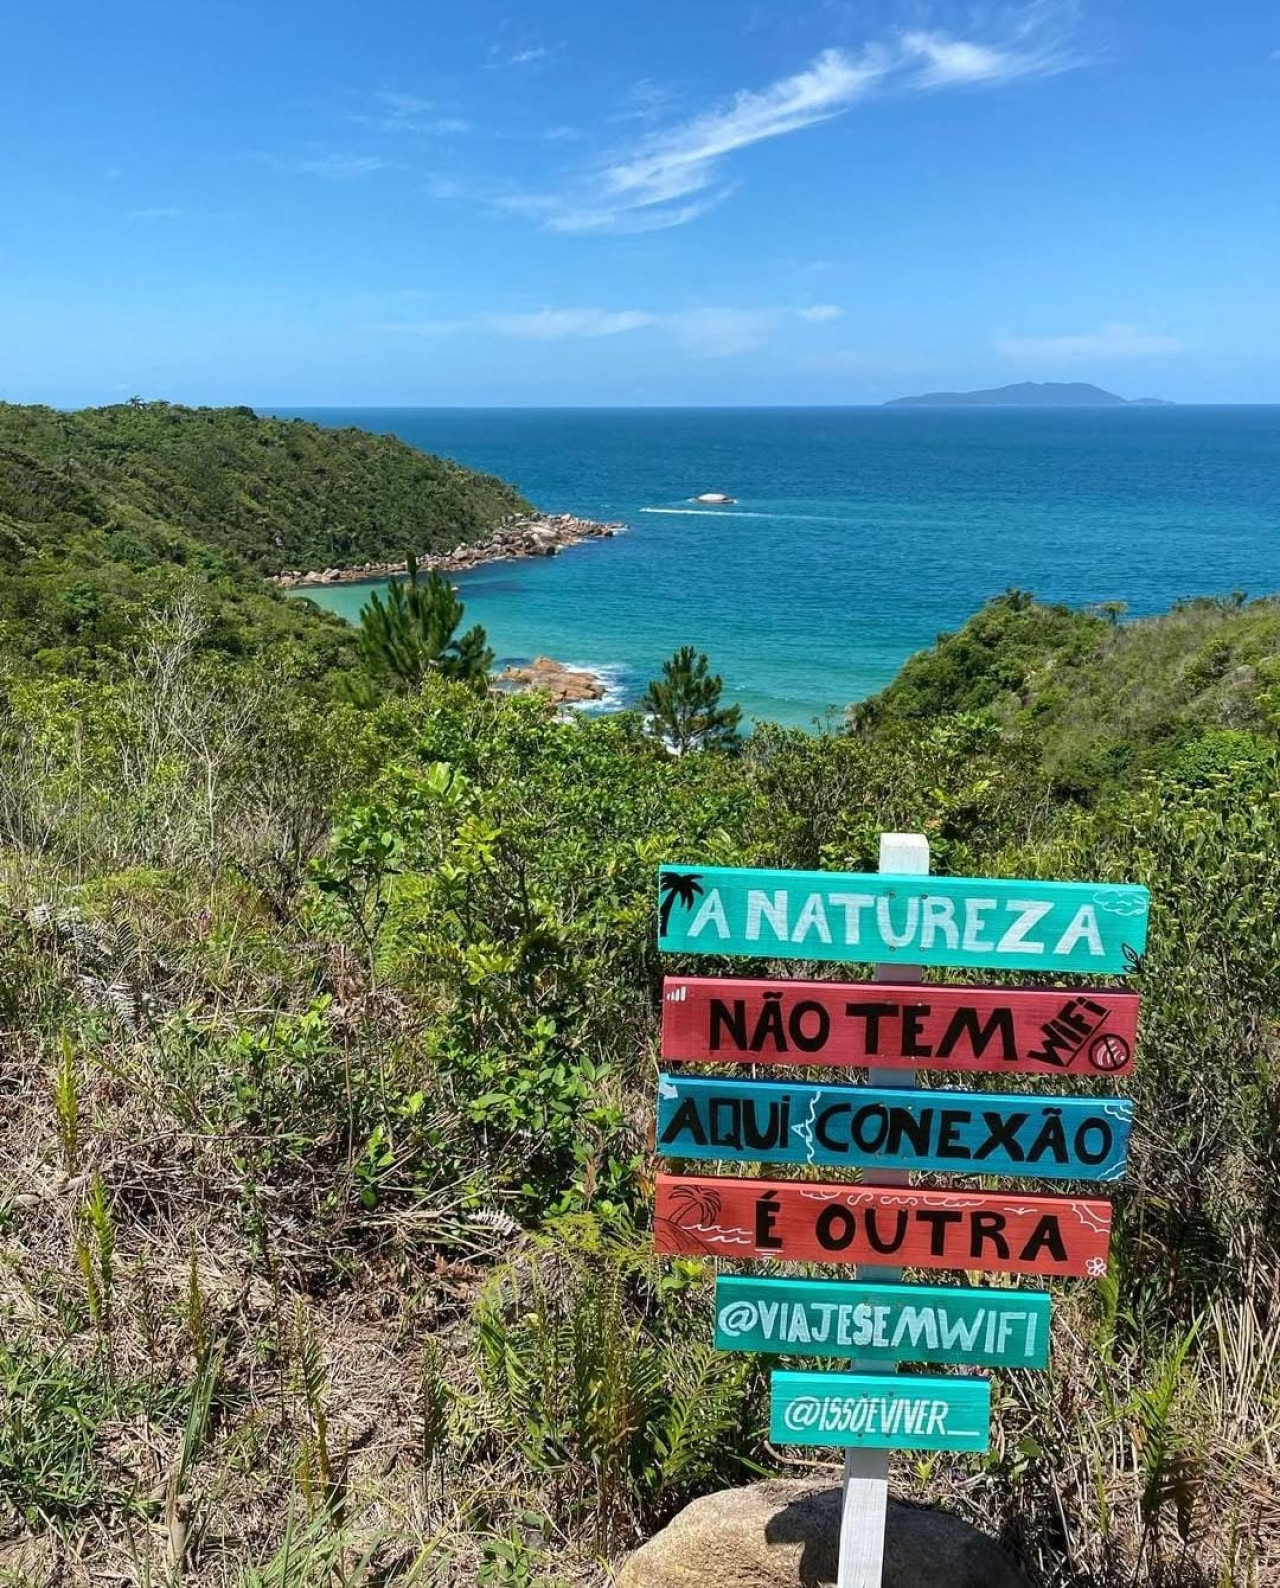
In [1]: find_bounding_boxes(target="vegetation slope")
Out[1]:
[860,588,1280,793]
[0,401,530,680]
[0,416,1277,1588]
[0,402,530,574]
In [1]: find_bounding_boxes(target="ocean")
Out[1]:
[272,406,1280,728]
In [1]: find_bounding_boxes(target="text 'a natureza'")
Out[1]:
[656,1075,1131,1180]
[657,865,1149,973]
[654,1175,1113,1278]
[771,1370,991,1452]
[716,1275,1050,1368]
[662,976,1140,1076]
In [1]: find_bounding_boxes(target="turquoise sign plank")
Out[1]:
[716,1276,1050,1367]
[771,1370,991,1451]
[657,1074,1132,1181]
[657,865,1149,973]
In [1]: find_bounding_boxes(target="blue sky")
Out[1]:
[3,1,1278,405]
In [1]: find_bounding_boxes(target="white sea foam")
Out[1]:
[563,662,629,714]
[639,507,853,524]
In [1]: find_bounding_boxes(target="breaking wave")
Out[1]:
[639,507,854,524]
[565,662,629,713]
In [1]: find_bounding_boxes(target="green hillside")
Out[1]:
[0,400,532,679]
[857,588,1280,793]
[0,400,531,573]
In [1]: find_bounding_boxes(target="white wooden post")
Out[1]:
[837,831,931,1588]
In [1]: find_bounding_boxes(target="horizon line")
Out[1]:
[14,397,1278,412]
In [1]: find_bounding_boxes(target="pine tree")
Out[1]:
[641,646,741,754]
[357,555,493,692]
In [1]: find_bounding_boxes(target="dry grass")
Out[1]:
[4,1039,1276,1588]
[3,899,1278,1588]
[0,1010,580,1587]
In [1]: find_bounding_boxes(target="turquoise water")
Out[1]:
[273,407,1280,727]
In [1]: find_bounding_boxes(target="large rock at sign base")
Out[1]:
[613,1480,1030,1588]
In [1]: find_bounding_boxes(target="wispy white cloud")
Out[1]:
[272,152,392,179]
[903,33,1025,85]
[374,90,433,119]
[371,303,843,357]
[665,308,781,356]
[425,174,467,200]
[487,42,557,69]
[128,206,182,219]
[545,47,886,233]
[609,79,681,124]
[354,92,470,135]
[494,186,731,235]
[901,4,1081,88]
[485,308,655,339]
[997,322,1184,361]
[506,8,1081,233]
[372,317,470,336]
[792,258,837,280]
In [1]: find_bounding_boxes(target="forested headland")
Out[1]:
[0,404,1276,1586]
[0,401,527,680]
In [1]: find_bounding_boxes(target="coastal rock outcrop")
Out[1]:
[497,657,607,704]
[274,513,623,589]
[614,1480,1030,1588]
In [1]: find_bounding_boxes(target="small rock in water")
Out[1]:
[497,656,606,705]
[614,1480,1030,1588]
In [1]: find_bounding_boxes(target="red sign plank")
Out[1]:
[654,1174,1113,1279]
[662,976,1139,1077]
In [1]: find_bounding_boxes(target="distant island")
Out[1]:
[885,381,1174,408]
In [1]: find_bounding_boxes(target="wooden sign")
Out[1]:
[657,865,1149,973]
[656,1074,1132,1181]
[654,1174,1113,1278]
[771,1370,990,1452]
[650,837,1148,1587]
[662,976,1140,1077]
[716,1276,1050,1368]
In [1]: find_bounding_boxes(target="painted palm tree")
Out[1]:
[654,1183,725,1256]
[668,1183,722,1227]
[659,870,703,935]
